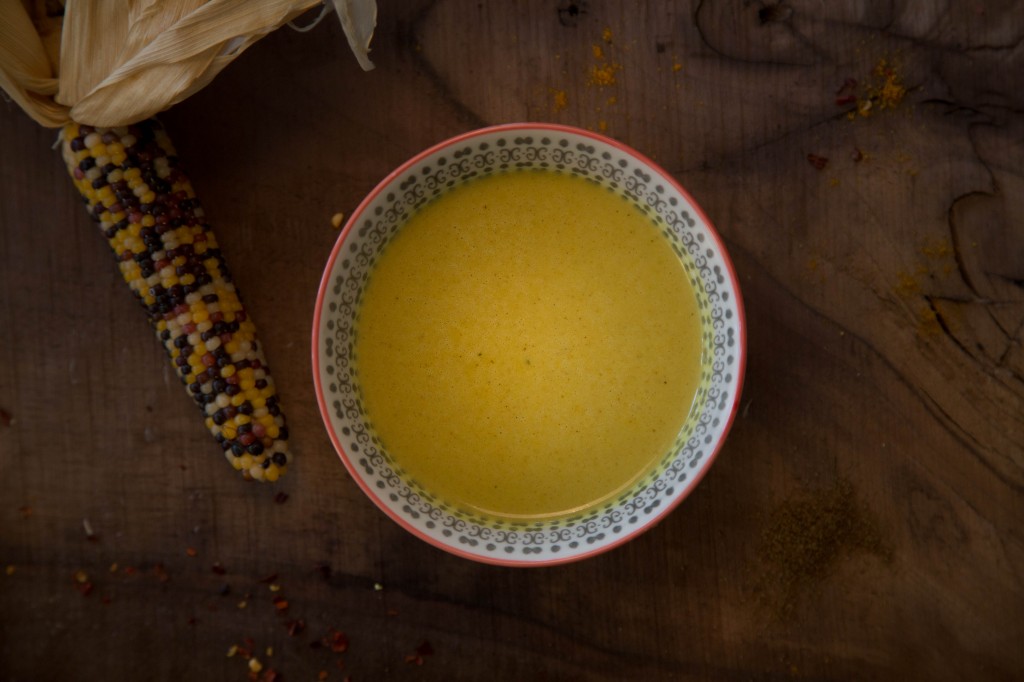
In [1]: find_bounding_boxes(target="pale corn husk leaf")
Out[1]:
[0,0,377,128]
[329,0,375,71]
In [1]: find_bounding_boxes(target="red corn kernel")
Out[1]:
[239,433,256,446]
[183,323,197,334]
[73,168,85,180]
[173,304,189,316]
[252,423,267,438]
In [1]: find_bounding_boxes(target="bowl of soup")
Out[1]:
[312,124,745,566]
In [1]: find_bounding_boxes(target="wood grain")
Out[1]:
[2,1,1022,680]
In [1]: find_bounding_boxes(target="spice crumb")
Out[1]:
[318,671,329,681]
[238,600,248,609]
[5,565,14,576]
[186,547,198,557]
[550,89,568,113]
[331,212,345,229]
[602,27,613,43]
[373,582,384,591]
[274,492,289,505]
[109,563,118,573]
[269,583,282,592]
[0,408,13,426]
[227,645,240,658]
[588,63,620,87]
[248,658,263,674]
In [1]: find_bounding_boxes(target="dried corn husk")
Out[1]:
[0,0,376,128]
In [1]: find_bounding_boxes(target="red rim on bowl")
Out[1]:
[312,123,746,566]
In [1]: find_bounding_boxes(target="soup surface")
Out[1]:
[354,170,702,518]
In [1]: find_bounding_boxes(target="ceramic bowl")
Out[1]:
[312,123,745,566]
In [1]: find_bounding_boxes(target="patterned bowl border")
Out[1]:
[312,123,745,566]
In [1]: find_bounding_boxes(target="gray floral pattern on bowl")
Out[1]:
[314,124,744,565]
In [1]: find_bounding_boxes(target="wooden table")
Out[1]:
[2,2,1022,679]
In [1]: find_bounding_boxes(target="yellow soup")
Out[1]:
[354,170,703,519]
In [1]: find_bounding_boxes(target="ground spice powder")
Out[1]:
[755,479,891,620]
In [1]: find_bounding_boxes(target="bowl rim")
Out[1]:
[311,122,747,567]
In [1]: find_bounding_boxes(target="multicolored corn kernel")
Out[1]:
[61,119,291,482]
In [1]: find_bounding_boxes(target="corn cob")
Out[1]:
[60,119,291,482]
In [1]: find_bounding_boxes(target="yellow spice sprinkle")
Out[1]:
[592,44,604,59]
[331,212,345,229]
[551,89,568,112]
[248,658,263,674]
[588,63,620,87]
[5,565,14,576]
[226,645,238,658]
[602,27,613,43]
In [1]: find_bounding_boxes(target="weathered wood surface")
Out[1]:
[2,1,1022,679]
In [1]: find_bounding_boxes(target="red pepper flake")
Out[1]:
[274,492,289,505]
[404,640,434,665]
[152,564,170,583]
[834,80,859,109]
[272,595,289,613]
[317,671,328,681]
[17,505,32,519]
[123,566,138,576]
[323,628,349,653]
[386,608,400,617]
[807,154,829,170]
[259,572,279,584]
[211,562,227,575]
[100,595,112,605]
[262,670,280,682]
[286,618,306,637]
[852,147,864,162]
[185,547,198,558]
